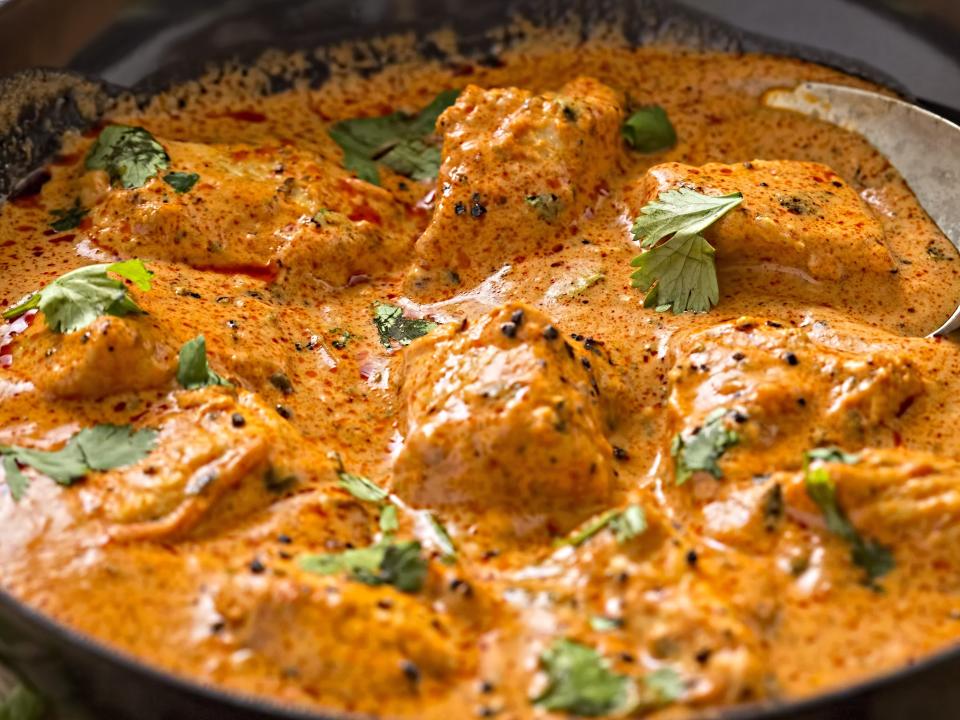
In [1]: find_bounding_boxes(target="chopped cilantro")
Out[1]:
[630,188,742,313]
[804,453,894,587]
[640,667,685,707]
[533,638,630,716]
[162,171,200,194]
[560,504,647,547]
[299,539,428,593]
[622,105,676,153]
[328,89,459,185]
[85,125,170,189]
[671,408,740,484]
[2,260,153,334]
[1,424,157,501]
[379,504,399,534]
[423,511,457,561]
[589,615,623,632]
[177,335,231,389]
[48,200,88,232]
[372,302,437,349]
[339,470,389,503]
[526,193,562,221]
[328,327,352,349]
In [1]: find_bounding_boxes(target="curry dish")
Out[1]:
[2,26,960,720]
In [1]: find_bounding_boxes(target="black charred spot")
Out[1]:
[500,322,517,338]
[231,413,246,428]
[543,325,559,340]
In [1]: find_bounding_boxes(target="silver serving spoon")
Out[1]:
[764,82,960,337]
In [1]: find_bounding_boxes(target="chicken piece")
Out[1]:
[213,569,473,711]
[393,302,616,529]
[79,387,335,541]
[668,317,925,481]
[408,77,624,293]
[14,315,175,399]
[271,208,409,296]
[639,160,893,280]
[783,448,960,560]
[82,139,411,284]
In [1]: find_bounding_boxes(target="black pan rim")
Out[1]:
[1,0,959,717]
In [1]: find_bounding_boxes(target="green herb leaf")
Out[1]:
[533,639,630,716]
[424,512,457,561]
[372,302,437,349]
[630,231,718,314]
[805,446,860,465]
[162,171,200,194]
[328,327,352,349]
[561,505,647,547]
[177,335,231,389]
[328,89,459,185]
[2,260,152,333]
[641,667,685,707]
[73,424,157,471]
[804,463,894,587]
[526,193,562,222]
[589,615,623,633]
[629,189,742,314]
[632,189,743,250]
[49,200,88,232]
[671,408,739,484]
[339,471,389,503]
[85,125,170,189]
[0,681,45,720]
[622,105,677,153]
[299,539,428,593]
[379,504,399,534]
[1,423,156,500]
[2,456,28,502]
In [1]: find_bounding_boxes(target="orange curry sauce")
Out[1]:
[2,32,960,720]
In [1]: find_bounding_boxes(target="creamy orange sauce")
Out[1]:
[3,34,960,719]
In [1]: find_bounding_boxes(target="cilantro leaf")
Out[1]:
[630,231,718,314]
[671,408,740,484]
[629,189,742,314]
[49,200,88,232]
[1,423,157,500]
[2,456,28,502]
[806,446,861,465]
[0,681,44,720]
[372,302,437,349]
[339,470,389,503]
[423,512,456,561]
[85,125,170,189]
[299,539,428,593]
[74,424,157,471]
[561,505,647,547]
[162,172,200,194]
[589,615,623,632]
[177,335,230,389]
[804,461,894,587]
[379,504,399,534]
[2,260,153,333]
[328,89,459,185]
[640,667,685,707]
[632,189,743,250]
[526,193,562,222]
[622,106,676,153]
[533,639,630,716]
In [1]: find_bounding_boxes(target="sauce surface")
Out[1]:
[3,30,960,719]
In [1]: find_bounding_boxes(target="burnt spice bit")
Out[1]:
[542,324,559,340]
[275,404,293,419]
[785,352,799,366]
[401,660,421,684]
[686,550,699,568]
[613,445,629,461]
[470,192,487,217]
[269,372,294,394]
[454,201,466,215]
[230,413,246,428]
[277,534,292,544]
[500,321,517,338]
[510,308,524,326]
[249,557,266,574]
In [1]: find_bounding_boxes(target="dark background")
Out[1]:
[0,0,959,108]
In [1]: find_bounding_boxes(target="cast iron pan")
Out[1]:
[1,1,959,718]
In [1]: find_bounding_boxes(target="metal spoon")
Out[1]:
[764,81,960,337]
